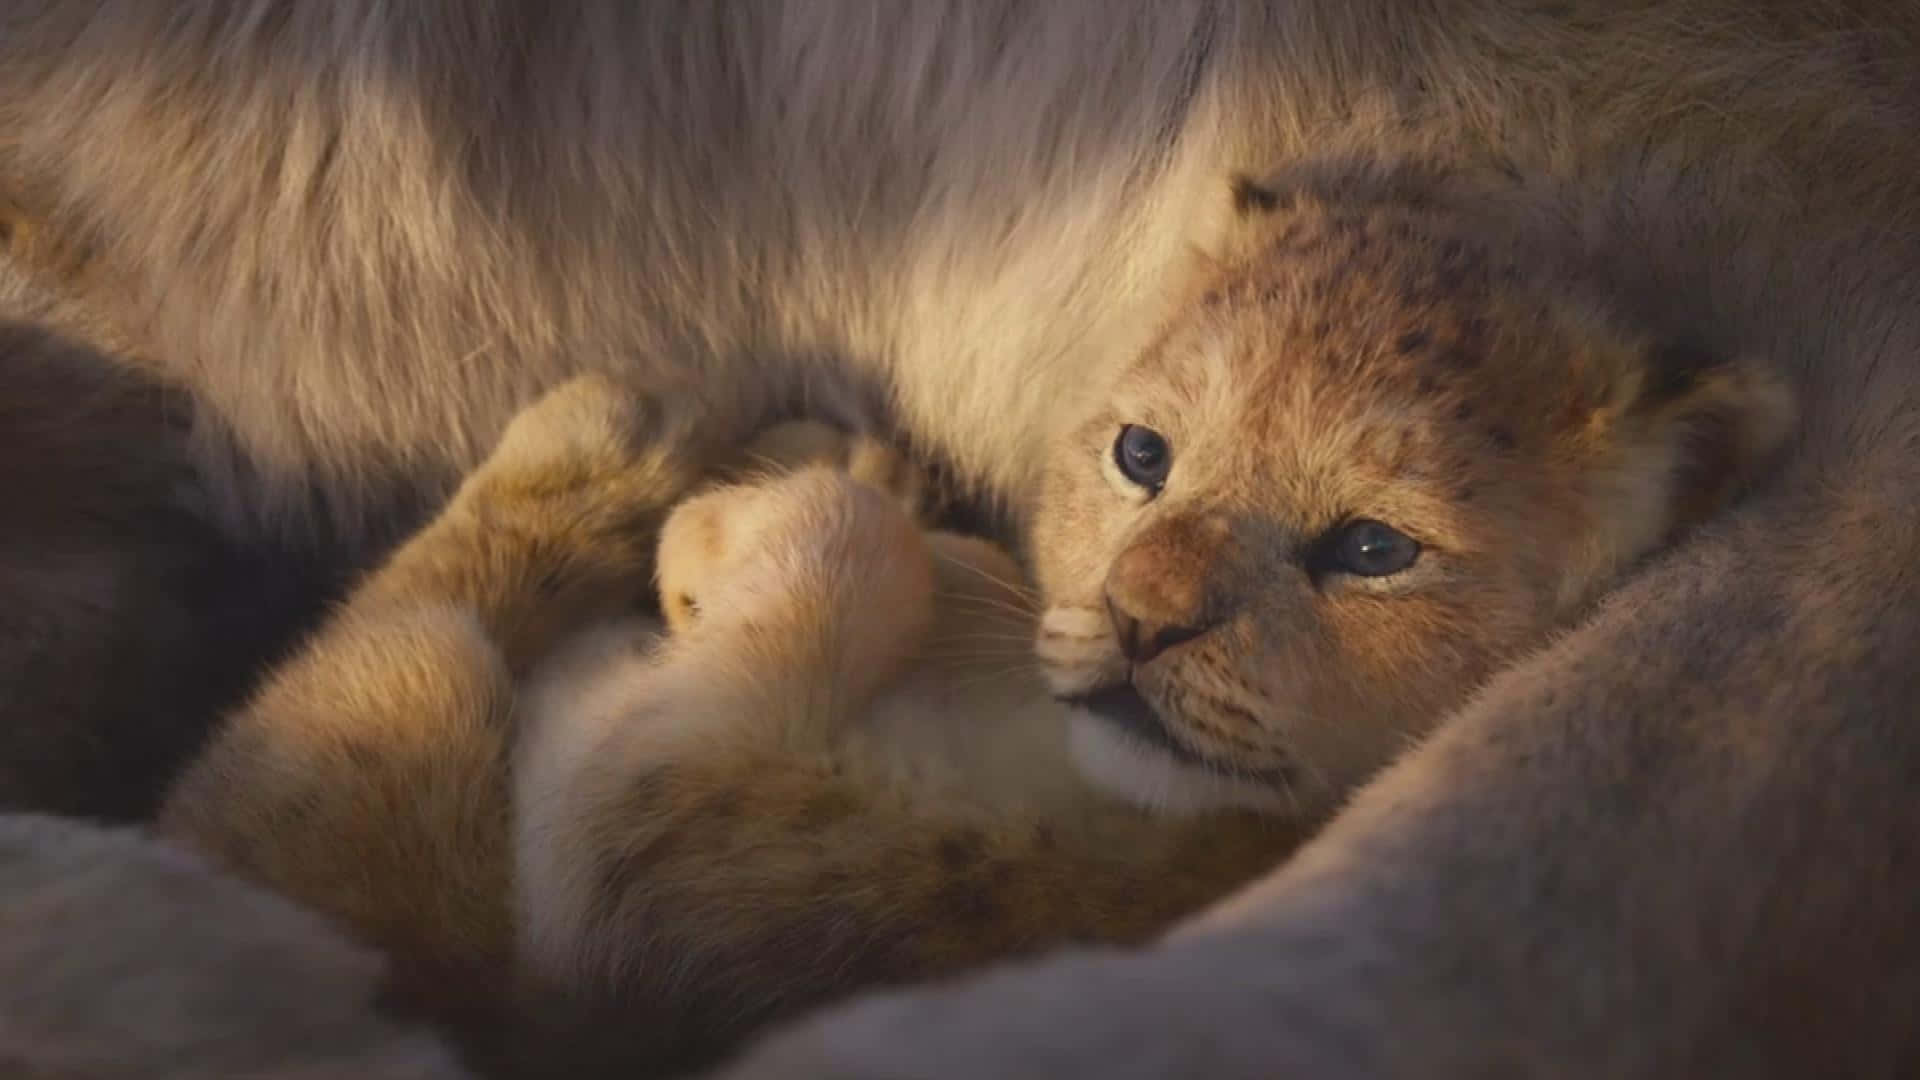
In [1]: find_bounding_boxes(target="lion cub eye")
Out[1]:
[1113,424,1173,493]
[1327,519,1421,578]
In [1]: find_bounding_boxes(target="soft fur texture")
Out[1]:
[0,303,326,821]
[159,380,1296,1076]
[0,813,468,1079]
[121,168,1792,1077]
[2,2,1919,1078]
[1028,161,1795,818]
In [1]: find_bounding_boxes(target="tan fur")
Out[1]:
[1,3,1918,1077]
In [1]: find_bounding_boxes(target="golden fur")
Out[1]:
[1030,162,1795,818]
[0,2,1918,1077]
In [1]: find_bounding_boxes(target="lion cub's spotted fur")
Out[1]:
[147,165,1792,1076]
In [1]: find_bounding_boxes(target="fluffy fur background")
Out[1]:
[0,2,1917,1077]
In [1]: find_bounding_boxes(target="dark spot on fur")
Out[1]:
[1438,346,1479,372]
[1212,700,1266,733]
[593,857,639,922]
[811,866,860,896]
[336,736,387,773]
[937,830,987,870]
[594,816,688,920]
[1453,401,1476,423]
[1396,328,1432,353]
[1668,404,1745,529]
[616,770,673,815]
[1230,175,1282,215]
[797,790,856,830]
[1488,426,1517,452]
[1641,338,1728,408]
[696,792,741,824]
[937,878,1001,928]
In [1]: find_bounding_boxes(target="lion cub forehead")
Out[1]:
[1156,189,1649,463]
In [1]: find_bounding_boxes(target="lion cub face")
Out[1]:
[1031,172,1794,816]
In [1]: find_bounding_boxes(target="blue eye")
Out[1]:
[1113,425,1172,492]
[1329,519,1421,577]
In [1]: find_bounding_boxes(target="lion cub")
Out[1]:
[1028,161,1796,819]
[154,163,1794,1074]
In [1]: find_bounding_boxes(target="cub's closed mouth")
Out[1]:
[1064,684,1296,786]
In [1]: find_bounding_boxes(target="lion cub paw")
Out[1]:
[720,420,931,521]
[479,374,704,491]
[656,467,936,688]
[452,374,712,614]
[464,374,710,533]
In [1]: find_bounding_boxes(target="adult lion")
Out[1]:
[2,2,1918,1078]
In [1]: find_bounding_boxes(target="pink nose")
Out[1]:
[1102,514,1238,666]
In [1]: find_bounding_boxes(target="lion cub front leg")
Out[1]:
[160,375,707,1005]
[367,373,708,672]
[513,462,937,1031]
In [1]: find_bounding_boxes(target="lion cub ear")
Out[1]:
[1618,339,1796,532]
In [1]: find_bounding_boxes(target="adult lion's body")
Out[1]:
[2,2,1919,1076]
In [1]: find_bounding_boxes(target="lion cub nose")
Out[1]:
[1103,519,1232,665]
[1105,597,1213,665]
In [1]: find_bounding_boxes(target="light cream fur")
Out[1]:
[1,3,1919,1077]
[0,812,468,1079]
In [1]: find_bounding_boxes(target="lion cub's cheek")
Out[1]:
[1035,606,1126,697]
